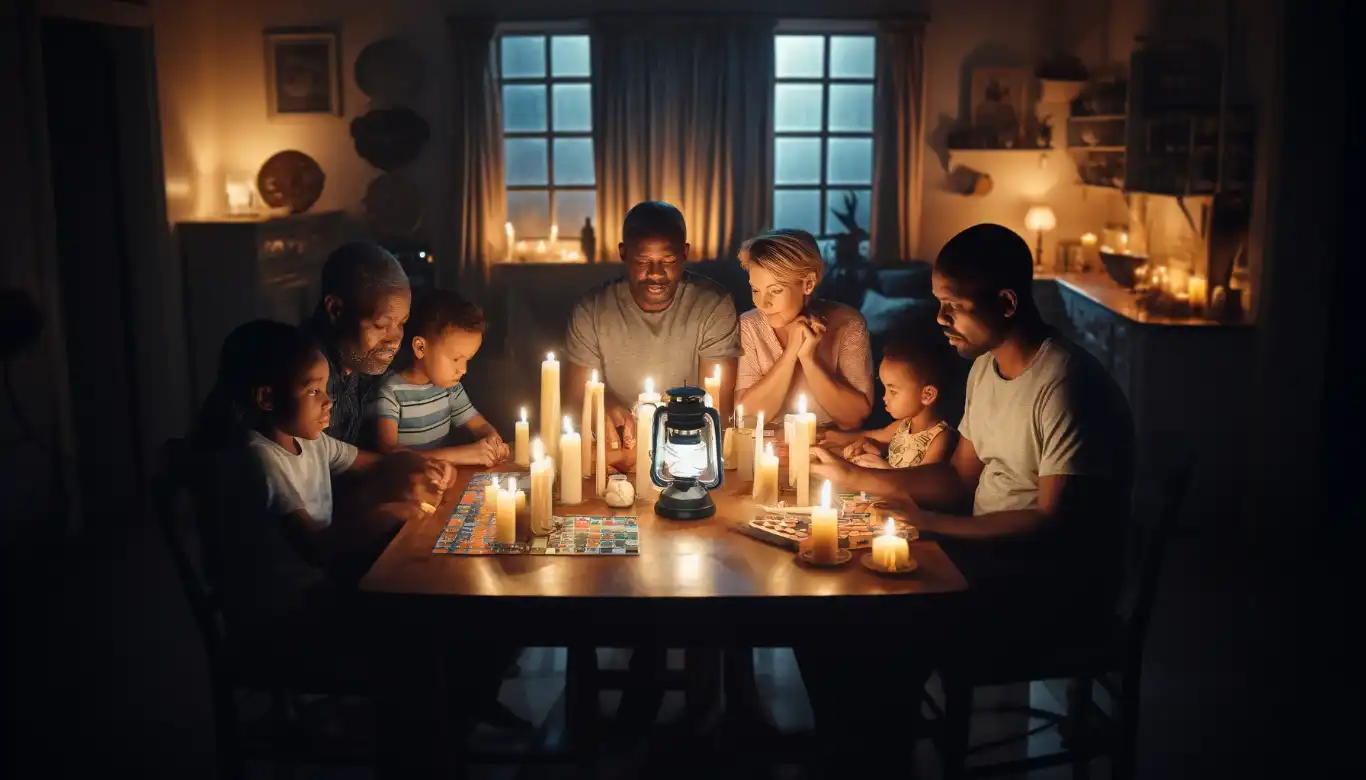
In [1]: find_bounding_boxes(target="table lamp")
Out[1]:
[1024,205,1057,270]
[649,387,724,520]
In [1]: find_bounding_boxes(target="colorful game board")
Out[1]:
[431,472,640,555]
[735,492,918,551]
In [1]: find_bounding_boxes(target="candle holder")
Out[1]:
[797,548,852,567]
[860,553,919,576]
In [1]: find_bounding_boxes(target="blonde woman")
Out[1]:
[736,229,873,431]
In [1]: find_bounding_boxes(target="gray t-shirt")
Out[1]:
[564,273,742,407]
[960,336,1133,516]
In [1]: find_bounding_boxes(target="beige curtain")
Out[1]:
[591,16,774,261]
[447,19,505,289]
[871,20,926,262]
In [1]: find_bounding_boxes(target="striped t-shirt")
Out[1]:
[370,374,480,450]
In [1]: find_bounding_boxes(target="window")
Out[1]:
[772,34,875,259]
[498,33,595,249]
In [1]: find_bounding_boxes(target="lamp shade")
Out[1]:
[1024,205,1057,233]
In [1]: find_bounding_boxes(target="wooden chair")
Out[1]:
[924,462,1192,780]
[152,439,371,778]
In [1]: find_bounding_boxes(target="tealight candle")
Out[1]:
[753,442,780,505]
[871,518,910,570]
[809,481,838,563]
[514,407,530,467]
[496,476,517,546]
[560,416,582,504]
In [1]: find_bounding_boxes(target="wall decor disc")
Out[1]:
[363,173,424,238]
[350,107,431,171]
[354,38,425,103]
[256,150,325,214]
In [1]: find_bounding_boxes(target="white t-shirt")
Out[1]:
[246,430,358,525]
[960,336,1133,517]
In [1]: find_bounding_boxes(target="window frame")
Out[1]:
[496,30,595,242]
[772,30,877,250]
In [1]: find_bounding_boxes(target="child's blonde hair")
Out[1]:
[739,228,825,289]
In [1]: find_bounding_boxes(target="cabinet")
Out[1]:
[179,211,349,406]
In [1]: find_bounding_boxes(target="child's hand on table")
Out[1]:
[841,438,877,461]
[850,453,891,469]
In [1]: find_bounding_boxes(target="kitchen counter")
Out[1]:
[1035,272,1250,328]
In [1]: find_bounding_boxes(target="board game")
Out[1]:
[734,492,918,551]
[431,471,640,555]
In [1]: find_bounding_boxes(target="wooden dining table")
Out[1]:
[361,463,969,777]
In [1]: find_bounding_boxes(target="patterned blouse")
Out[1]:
[888,420,951,468]
[735,301,874,427]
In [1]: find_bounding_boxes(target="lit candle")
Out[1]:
[549,223,559,245]
[536,239,547,257]
[1080,232,1098,271]
[870,518,910,570]
[735,428,755,482]
[594,375,606,497]
[560,416,582,504]
[635,377,662,501]
[582,370,603,480]
[1119,231,1129,254]
[722,401,737,470]
[1188,275,1208,311]
[703,365,722,407]
[529,438,555,535]
[735,403,745,430]
[505,222,515,262]
[482,482,498,512]
[791,395,813,506]
[1167,267,1190,298]
[495,476,517,547]
[541,353,561,478]
[753,410,765,485]
[753,442,780,505]
[809,481,838,563]
[514,407,530,467]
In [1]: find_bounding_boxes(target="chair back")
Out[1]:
[152,438,229,663]
[1120,458,1192,664]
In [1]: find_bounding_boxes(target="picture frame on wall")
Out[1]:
[970,67,1029,147]
[264,28,342,118]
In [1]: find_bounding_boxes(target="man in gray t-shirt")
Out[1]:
[563,202,741,450]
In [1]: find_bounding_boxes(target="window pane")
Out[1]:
[774,84,824,132]
[829,84,874,132]
[507,191,551,239]
[773,189,822,235]
[500,36,545,78]
[552,84,592,132]
[502,85,546,132]
[830,35,875,78]
[505,138,548,185]
[554,191,596,243]
[825,188,872,236]
[775,35,824,78]
[774,137,821,185]
[553,138,595,185]
[827,137,872,185]
[551,35,591,77]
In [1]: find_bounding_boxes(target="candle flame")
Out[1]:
[884,518,896,537]
[506,476,514,492]
[591,369,598,383]
[798,395,807,415]
[756,410,764,431]
[520,407,527,422]
[537,240,547,252]
[765,442,775,456]
[736,403,744,427]
[550,224,559,242]
[644,376,654,393]
[820,480,831,510]
[712,365,721,381]
[563,415,573,434]
[532,437,544,461]
[547,352,555,362]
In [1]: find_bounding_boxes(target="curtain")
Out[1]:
[592,16,774,261]
[871,20,927,262]
[447,19,505,290]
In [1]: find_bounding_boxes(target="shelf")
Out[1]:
[946,146,1054,152]
[1068,114,1127,122]
[1070,146,1125,153]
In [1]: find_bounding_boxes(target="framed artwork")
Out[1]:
[264,28,342,117]
[970,67,1029,147]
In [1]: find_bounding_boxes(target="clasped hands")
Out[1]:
[781,313,827,362]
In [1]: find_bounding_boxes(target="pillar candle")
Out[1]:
[1188,275,1208,311]
[582,370,604,478]
[735,427,755,483]
[871,518,910,569]
[514,407,530,467]
[703,365,722,407]
[722,424,736,469]
[496,477,517,547]
[595,379,606,497]
[753,410,765,483]
[809,481,838,563]
[635,377,662,502]
[541,353,561,477]
[482,483,498,513]
[529,438,555,534]
[791,396,811,507]
[559,416,582,504]
[505,222,514,262]
[753,442,780,505]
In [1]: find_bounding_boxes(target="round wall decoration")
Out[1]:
[363,173,424,238]
[350,107,431,171]
[354,38,425,103]
[256,150,325,214]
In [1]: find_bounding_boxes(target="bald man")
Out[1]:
[301,242,413,445]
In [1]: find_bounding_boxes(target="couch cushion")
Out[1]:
[874,262,932,298]
[860,288,938,336]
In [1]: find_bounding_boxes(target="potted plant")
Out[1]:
[1036,54,1088,104]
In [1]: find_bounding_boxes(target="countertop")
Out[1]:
[1035,272,1251,328]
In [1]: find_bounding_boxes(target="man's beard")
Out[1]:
[341,343,396,375]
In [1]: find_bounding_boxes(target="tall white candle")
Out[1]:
[529,438,554,535]
[753,442,780,504]
[582,370,603,478]
[541,353,561,477]
[560,415,582,504]
[792,395,811,507]
[735,404,744,430]
[549,223,559,245]
[496,476,517,547]
[703,365,722,407]
[753,410,765,483]
[809,481,838,563]
[735,427,755,482]
[595,379,606,497]
[505,222,515,262]
[635,377,662,502]
[514,407,530,467]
